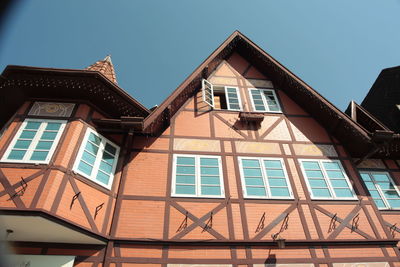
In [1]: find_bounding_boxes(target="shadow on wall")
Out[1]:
[264,253,277,266]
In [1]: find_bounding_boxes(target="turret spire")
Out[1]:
[86,55,118,84]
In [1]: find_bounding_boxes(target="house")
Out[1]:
[0,31,399,267]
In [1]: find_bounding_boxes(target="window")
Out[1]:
[73,129,120,189]
[202,79,242,111]
[172,154,224,197]
[360,171,400,209]
[299,159,356,200]
[239,157,293,198]
[1,119,66,164]
[249,88,281,112]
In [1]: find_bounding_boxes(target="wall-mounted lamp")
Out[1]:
[275,236,286,249]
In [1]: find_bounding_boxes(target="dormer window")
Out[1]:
[202,79,242,111]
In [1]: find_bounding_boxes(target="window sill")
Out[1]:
[243,196,294,200]
[0,160,50,165]
[171,194,225,199]
[73,169,112,190]
[311,197,359,201]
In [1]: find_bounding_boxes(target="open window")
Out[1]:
[202,79,242,111]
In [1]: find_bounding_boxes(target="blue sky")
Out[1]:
[1,1,400,110]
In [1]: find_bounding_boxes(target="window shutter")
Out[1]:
[202,79,214,108]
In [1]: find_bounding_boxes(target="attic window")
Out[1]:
[202,79,242,111]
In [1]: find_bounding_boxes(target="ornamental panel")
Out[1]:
[28,102,75,117]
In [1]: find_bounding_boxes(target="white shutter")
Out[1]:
[202,79,214,107]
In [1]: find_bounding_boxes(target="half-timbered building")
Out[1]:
[0,31,399,267]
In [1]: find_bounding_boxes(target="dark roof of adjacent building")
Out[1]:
[361,66,400,133]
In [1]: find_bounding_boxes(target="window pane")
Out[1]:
[387,199,400,208]
[305,170,324,178]
[45,122,61,131]
[85,142,99,155]
[177,157,195,165]
[88,133,101,145]
[20,130,37,139]
[326,170,345,179]
[230,104,241,110]
[322,162,341,170]
[247,187,267,196]
[201,176,220,185]
[243,168,262,177]
[102,152,115,165]
[379,182,395,190]
[309,179,328,188]
[36,141,53,150]
[266,169,285,177]
[383,190,400,198]
[372,173,390,182]
[176,166,195,174]
[373,199,387,209]
[312,188,331,197]
[200,167,219,175]
[201,186,221,195]
[99,161,113,174]
[268,178,287,187]
[264,160,282,168]
[360,173,371,181]
[30,151,48,161]
[369,190,381,198]
[364,181,376,190]
[176,175,195,184]
[255,105,266,111]
[96,171,110,185]
[200,158,218,166]
[25,121,41,129]
[14,140,32,149]
[334,188,353,198]
[245,177,265,186]
[78,161,93,176]
[242,159,260,168]
[176,185,195,195]
[269,105,280,112]
[8,150,27,160]
[330,179,349,188]
[82,151,96,165]
[105,143,117,155]
[302,161,320,170]
[270,187,290,197]
[41,131,57,140]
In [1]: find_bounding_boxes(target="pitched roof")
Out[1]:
[142,31,381,157]
[0,64,150,126]
[86,55,118,84]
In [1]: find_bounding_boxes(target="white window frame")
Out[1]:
[1,119,66,164]
[299,159,357,200]
[224,86,242,111]
[248,88,282,113]
[73,128,120,189]
[360,171,400,210]
[172,154,225,198]
[202,79,243,111]
[238,157,293,199]
[202,79,214,108]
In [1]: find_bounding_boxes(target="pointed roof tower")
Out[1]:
[86,55,118,84]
